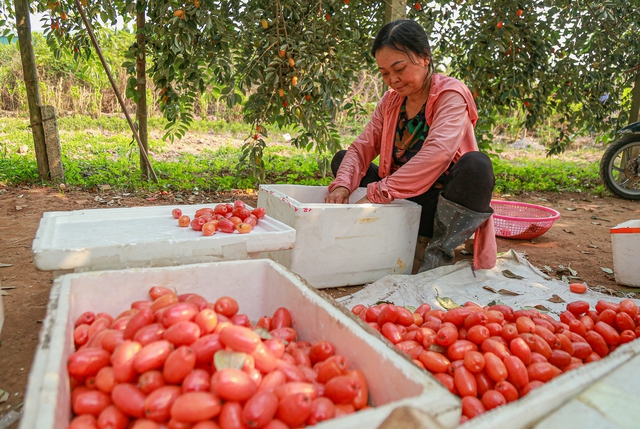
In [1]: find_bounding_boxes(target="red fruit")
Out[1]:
[178,215,190,227]
[308,397,336,425]
[484,352,508,382]
[270,307,292,329]
[138,370,166,394]
[111,383,146,418]
[171,208,182,219]
[570,283,587,293]
[170,392,222,422]
[163,346,196,384]
[276,392,312,427]
[308,340,335,364]
[68,348,111,378]
[494,380,519,402]
[144,385,182,422]
[72,389,111,416]
[504,355,529,390]
[453,366,477,397]
[134,340,173,373]
[211,368,257,402]
[163,321,201,346]
[567,301,590,316]
[418,350,450,373]
[527,362,562,382]
[190,217,206,231]
[461,396,486,419]
[482,390,507,410]
[243,390,278,428]
[324,375,360,405]
[97,405,129,429]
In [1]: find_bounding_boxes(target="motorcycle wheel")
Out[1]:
[599,136,640,200]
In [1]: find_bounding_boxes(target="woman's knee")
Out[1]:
[455,152,494,177]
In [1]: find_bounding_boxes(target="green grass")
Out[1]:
[0,116,606,196]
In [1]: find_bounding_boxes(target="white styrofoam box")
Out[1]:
[531,352,640,429]
[20,259,460,429]
[610,219,640,287]
[32,204,295,275]
[463,337,640,429]
[257,184,422,288]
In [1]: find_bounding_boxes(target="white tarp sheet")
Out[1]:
[338,249,633,316]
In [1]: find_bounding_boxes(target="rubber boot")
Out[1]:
[418,195,493,273]
[411,236,431,274]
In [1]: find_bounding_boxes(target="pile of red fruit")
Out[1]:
[171,200,267,236]
[68,287,370,429]
[351,298,639,423]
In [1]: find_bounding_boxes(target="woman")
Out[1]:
[325,19,497,274]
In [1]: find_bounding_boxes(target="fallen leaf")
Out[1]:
[600,267,614,275]
[405,305,416,313]
[520,305,550,313]
[561,275,569,283]
[336,287,347,292]
[487,299,505,306]
[591,222,601,225]
[502,270,525,280]
[0,290,9,296]
[498,289,522,296]
[15,206,22,211]
[99,184,111,191]
[0,388,8,403]
[0,263,12,268]
[588,244,599,249]
[580,251,594,254]
[565,207,576,211]
[375,300,393,305]
[214,350,248,371]
[548,294,566,303]
[563,229,575,234]
[483,286,498,293]
[436,295,460,310]
[253,327,272,340]
[543,265,555,273]
[0,286,16,290]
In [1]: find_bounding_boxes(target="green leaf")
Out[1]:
[436,295,460,310]
[213,350,248,371]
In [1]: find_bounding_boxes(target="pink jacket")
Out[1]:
[329,74,496,270]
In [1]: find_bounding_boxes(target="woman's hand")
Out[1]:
[325,186,350,204]
[355,196,371,204]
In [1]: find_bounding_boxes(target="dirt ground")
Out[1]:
[0,183,639,422]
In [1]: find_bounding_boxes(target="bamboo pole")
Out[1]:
[384,0,406,23]
[14,0,49,179]
[73,0,158,183]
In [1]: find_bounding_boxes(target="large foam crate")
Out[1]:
[20,259,460,429]
[32,204,296,277]
[610,219,640,287]
[257,185,422,288]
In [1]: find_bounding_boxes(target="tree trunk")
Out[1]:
[14,0,49,179]
[385,0,406,23]
[629,68,640,124]
[136,8,148,180]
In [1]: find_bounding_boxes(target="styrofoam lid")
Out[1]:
[610,219,640,234]
[32,204,296,271]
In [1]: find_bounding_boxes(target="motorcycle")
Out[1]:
[599,121,640,200]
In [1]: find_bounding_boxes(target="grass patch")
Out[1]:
[0,116,605,196]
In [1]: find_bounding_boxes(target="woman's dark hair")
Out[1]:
[371,20,434,76]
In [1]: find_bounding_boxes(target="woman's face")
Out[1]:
[375,45,430,99]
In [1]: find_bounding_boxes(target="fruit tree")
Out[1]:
[0,0,638,176]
